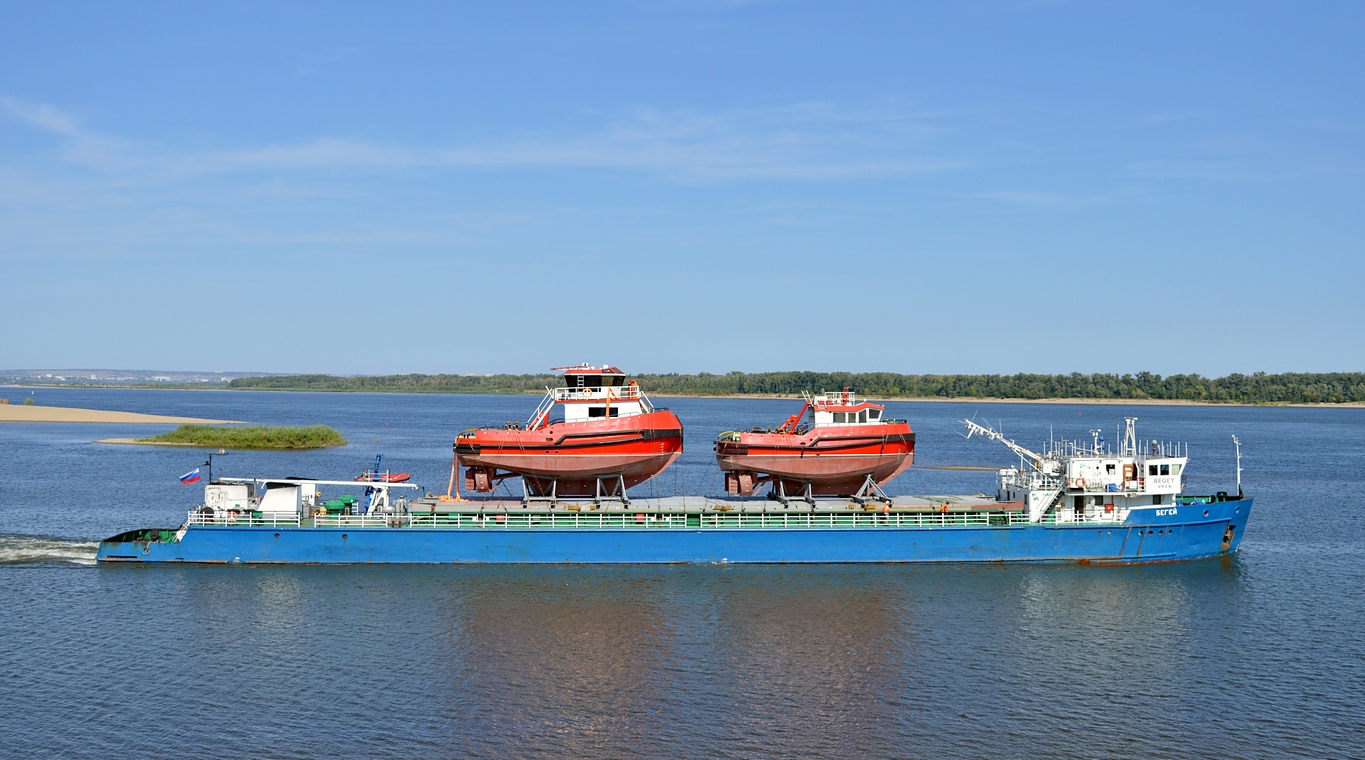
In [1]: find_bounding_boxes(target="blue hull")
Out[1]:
[97,499,1251,564]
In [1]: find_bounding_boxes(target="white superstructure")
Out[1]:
[964,417,1189,523]
[199,477,419,521]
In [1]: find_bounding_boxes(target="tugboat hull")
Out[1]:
[458,410,683,496]
[716,428,915,496]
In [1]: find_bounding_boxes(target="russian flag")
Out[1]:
[179,468,202,485]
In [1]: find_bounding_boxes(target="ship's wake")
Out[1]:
[0,534,99,565]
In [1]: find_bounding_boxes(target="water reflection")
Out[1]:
[427,566,907,756]
[435,568,672,756]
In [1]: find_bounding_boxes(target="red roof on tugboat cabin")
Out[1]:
[816,401,883,413]
[811,389,883,413]
[555,364,624,376]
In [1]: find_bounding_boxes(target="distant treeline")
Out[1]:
[226,371,1365,404]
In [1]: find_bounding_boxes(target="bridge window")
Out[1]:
[570,374,621,388]
[587,406,620,418]
[869,409,881,420]
[858,410,868,423]
[1148,464,1159,476]
[1160,464,1169,476]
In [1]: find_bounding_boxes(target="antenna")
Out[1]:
[1232,435,1243,497]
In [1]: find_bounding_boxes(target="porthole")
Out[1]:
[1203,510,1210,518]
[274,533,281,539]
[342,534,349,540]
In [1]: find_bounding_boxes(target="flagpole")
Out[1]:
[204,449,227,484]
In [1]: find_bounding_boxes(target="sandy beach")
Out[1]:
[0,405,244,424]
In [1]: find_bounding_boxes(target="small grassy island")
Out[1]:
[136,424,347,449]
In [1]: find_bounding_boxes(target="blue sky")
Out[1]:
[3,1,1362,375]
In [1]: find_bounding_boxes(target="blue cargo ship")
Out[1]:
[96,417,1251,564]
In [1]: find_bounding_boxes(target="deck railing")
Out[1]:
[405,511,1040,529]
[550,385,643,401]
[314,514,408,528]
[186,509,1134,530]
[187,512,302,527]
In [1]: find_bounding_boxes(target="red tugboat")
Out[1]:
[715,390,915,504]
[456,365,683,503]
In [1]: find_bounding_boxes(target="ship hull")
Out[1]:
[457,410,683,495]
[98,499,1251,565]
[716,426,915,495]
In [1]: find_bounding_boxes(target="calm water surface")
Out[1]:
[2,388,1362,757]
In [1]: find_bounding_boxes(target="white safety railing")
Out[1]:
[551,385,643,401]
[185,509,1137,530]
[186,511,302,527]
[405,511,1038,529]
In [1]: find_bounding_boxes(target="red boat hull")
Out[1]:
[355,472,410,483]
[456,410,684,496]
[716,423,915,496]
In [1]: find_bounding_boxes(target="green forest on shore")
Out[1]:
[225,371,1365,404]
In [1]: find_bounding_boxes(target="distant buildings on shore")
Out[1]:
[0,369,271,386]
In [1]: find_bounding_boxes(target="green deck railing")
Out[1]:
[187,509,1147,530]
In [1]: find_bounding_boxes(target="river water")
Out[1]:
[1,388,1362,757]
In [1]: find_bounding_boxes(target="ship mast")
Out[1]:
[1233,434,1243,497]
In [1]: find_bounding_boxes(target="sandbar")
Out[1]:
[0,405,244,424]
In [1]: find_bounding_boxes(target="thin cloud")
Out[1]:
[630,0,786,10]
[3,98,969,183]
[1127,159,1268,182]
[3,98,82,136]
[970,190,1118,209]
[970,0,1079,14]
[1141,112,1203,126]
[3,97,147,172]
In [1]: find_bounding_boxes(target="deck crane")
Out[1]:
[962,419,1061,476]
[963,418,1067,521]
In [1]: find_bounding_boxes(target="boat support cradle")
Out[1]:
[850,474,893,506]
[770,474,891,506]
[522,473,632,508]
